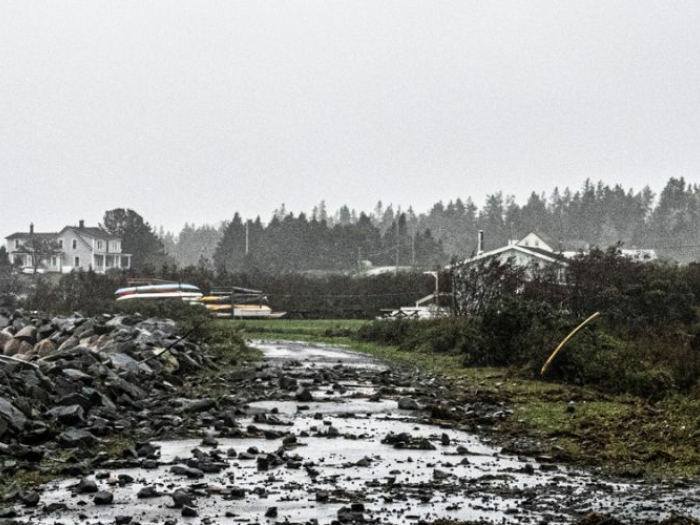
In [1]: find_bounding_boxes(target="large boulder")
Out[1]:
[14,326,37,345]
[0,397,27,432]
[35,339,57,358]
[4,339,33,357]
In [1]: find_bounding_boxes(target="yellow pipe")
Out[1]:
[540,312,600,376]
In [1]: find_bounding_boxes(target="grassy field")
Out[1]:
[217,318,700,479]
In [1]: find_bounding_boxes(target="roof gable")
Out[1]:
[459,243,566,267]
[58,226,120,240]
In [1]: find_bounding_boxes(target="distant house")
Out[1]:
[457,232,567,276]
[456,231,657,275]
[5,220,132,274]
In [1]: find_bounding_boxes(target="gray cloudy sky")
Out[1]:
[2,1,699,235]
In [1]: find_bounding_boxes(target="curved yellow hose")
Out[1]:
[540,312,601,376]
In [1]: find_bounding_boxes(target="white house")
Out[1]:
[458,232,567,275]
[5,220,132,274]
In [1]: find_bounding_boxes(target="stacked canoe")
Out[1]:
[193,287,286,319]
[115,283,203,301]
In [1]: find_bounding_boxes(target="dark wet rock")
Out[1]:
[337,504,366,523]
[94,490,114,505]
[265,506,278,518]
[20,490,40,507]
[0,397,27,431]
[47,404,85,425]
[137,485,160,498]
[76,477,98,494]
[201,435,218,447]
[397,397,420,410]
[295,387,314,402]
[433,468,451,480]
[229,487,246,499]
[57,428,97,447]
[115,516,133,525]
[44,502,68,513]
[180,398,216,413]
[172,488,195,508]
[181,505,198,517]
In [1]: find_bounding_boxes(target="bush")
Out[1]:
[355,319,422,346]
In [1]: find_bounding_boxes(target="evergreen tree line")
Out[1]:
[157,176,700,272]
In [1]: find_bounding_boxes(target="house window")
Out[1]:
[14,239,19,249]
[50,256,58,268]
[97,240,104,251]
[72,239,77,250]
[113,240,121,252]
[74,256,80,268]
[58,239,64,249]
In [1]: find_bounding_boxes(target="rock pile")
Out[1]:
[0,308,207,451]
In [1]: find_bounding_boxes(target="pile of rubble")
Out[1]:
[0,308,208,451]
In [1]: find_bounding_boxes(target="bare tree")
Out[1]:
[22,234,61,275]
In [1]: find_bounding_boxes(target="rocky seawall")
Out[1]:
[0,309,211,489]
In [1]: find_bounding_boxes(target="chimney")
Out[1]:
[477,230,484,255]
[79,219,84,229]
[29,223,34,234]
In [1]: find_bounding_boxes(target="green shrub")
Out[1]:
[399,317,483,355]
[355,319,421,346]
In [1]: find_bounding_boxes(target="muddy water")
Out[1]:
[30,341,700,524]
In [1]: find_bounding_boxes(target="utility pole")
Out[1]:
[395,220,400,271]
[245,221,249,256]
[411,230,416,267]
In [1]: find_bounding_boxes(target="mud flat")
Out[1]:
[5,340,700,524]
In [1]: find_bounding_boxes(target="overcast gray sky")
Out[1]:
[2,1,699,235]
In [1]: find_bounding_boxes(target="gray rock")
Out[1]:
[3,338,23,356]
[0,397,27,431]
[94,491,114,505]
[14,325,37,345]
[398,397,420,410]
[57,428,97,447]
[35,338,57,357]
[109,353,140,374]
[171,488,194,508]
[295,387,314,402]
[76,477,98,494]
[48,404,85,425]
[137,485,160,498]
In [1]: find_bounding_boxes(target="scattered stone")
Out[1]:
[94,491,114,505]
[182,505,198,517]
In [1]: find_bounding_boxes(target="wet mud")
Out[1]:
[7,340,700,524]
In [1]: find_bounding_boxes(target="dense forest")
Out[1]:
[154,177,700,272]
[47,178,700,275]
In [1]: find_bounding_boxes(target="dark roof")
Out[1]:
[60,226,120,240]
[5,232,57,240]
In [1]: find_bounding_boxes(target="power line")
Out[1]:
[266,292,425,299]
